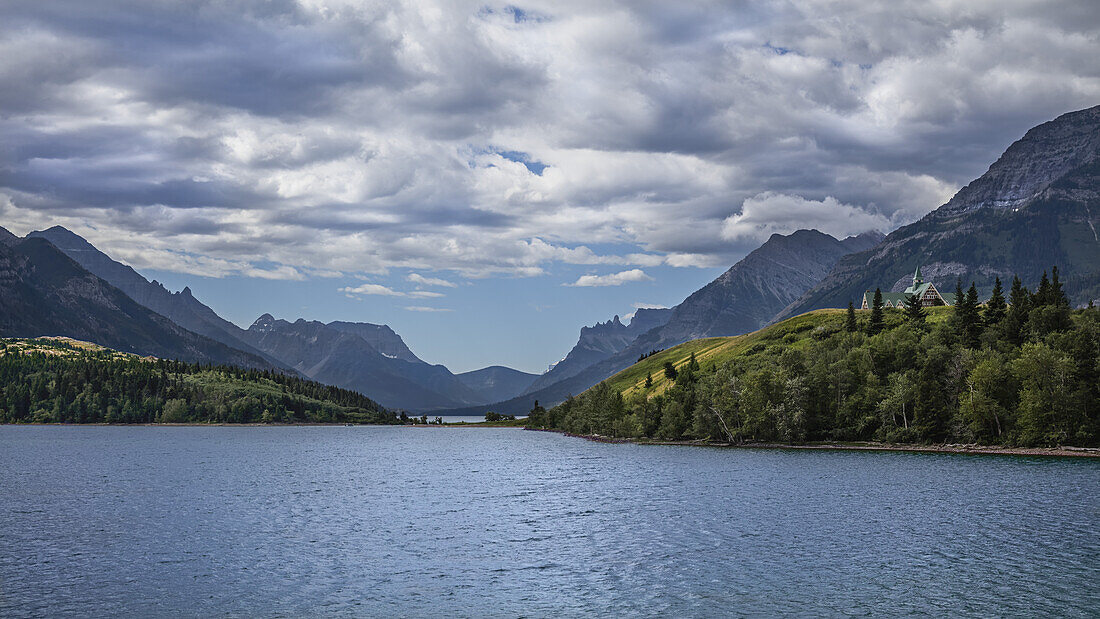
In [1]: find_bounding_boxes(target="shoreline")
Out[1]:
[0,421,526,428]
[3,423,1096,457]
[525,428,1100,459]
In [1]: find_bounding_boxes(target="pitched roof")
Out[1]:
[863,291,910,307]
[904,281,932,295]
[862,288,957,307]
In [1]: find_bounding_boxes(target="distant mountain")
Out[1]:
[26,226,288,370]
[241,314,489,411]
[455,366,539,403]
[441,228,882,415]
[522,308,673,395]
[777,105,1100,319]
[0,235,277,369]
[327,321,422,363]
[644,230,883,347]
[0,226,17,245]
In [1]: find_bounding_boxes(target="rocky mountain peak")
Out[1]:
[940,105,1100,215]
[326,321,421,363]
[776,105,1100,320]
[842,230,886,248]
[0,226,17,246]
[31,226,98,252]
[250,313,278,331]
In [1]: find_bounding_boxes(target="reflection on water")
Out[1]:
[1,426,1097,617]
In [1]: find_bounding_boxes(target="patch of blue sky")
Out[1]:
[495,150,548,175]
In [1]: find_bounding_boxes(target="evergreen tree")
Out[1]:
[1004,276,1031,346]
[903,293,927,326]
[868,288,885,335]
[1051,266,1069,308]
[663,361,678,381]
[1034,270,1051,306]
[960,283,982,348]
[951,278,966,332]
[645,372,653,388]
[846,301,858,332]
[1030,266,1072,335]
[688,352,700,372]
[983,276,1007,327]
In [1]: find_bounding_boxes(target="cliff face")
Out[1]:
[939,106,1100,214]
[0,237,277,369]
[777,105,1100,319]
[326,321,422,363]
[522,308,673,395]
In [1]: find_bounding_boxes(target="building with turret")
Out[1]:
[860,267,956,309]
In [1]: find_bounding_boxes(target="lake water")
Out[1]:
[1,426,1097,617]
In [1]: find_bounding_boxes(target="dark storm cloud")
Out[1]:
[0,0,1097,278]
[2,0,413,117]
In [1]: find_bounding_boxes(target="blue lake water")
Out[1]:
[1,426,1097,617]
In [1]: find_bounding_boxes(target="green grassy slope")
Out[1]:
[603,307,955,399]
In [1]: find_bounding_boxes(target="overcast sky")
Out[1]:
[2,0,1099,372]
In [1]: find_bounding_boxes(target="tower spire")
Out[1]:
[913,265,923,285]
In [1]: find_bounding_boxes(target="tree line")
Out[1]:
[0,344,400,425]
[527,268,1099,447]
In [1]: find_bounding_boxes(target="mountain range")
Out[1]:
[6,226,537,411]
[27,226,290,370]
[241,314,529,411]
[0,231,276,369]
[1,105,1096,415]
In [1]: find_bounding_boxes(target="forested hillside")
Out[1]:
[529,269,1099,448]
[0,338,398,425]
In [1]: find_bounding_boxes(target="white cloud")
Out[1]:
[721,192,892,245]
[566,269,654,287]
[340,283,404,297]
[340,283,445,299]
[404,306,453,312]
[407,273,458,287]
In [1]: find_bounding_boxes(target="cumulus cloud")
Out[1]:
[567,269,654,287]
[1,0,1097,280]
[721,192,892,244]
[341,283,445,298]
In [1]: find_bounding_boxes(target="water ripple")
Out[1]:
[0,426,1097,617]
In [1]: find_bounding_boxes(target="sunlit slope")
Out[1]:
[603,306,954,399]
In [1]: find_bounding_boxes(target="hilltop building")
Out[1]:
[861,267,956,309]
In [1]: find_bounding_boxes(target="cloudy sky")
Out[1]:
[2,0,1099,372]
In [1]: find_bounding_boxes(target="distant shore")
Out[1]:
[4,423,1097,457]
[526,428,1100,458]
